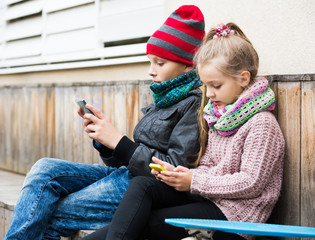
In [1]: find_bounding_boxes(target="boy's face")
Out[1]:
[147,54,193,83]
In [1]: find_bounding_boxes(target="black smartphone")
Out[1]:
[75,99,95,115]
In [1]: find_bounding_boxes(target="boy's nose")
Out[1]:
[148,66,156,77]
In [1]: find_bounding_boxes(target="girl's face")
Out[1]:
[147,54,193,83]
[198,61,248,109]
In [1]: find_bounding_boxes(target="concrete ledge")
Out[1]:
[0,169,94,239]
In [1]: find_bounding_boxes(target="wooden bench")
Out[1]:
[0,169,93,239]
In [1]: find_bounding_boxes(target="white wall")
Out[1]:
[166,0,315,76]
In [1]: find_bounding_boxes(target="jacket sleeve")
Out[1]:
[126,97,201,177]
[190,113,285,199]
[92,140,118,167]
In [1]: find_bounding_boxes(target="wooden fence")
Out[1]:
[0,75,314,239]
[267,74,315,239]
[0,80,152,174]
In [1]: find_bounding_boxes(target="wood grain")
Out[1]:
[301,81,315,233]
[275,82,301,232]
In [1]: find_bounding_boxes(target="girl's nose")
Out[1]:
[206,88,215,99]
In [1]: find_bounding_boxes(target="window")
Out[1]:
[0,0,164,73]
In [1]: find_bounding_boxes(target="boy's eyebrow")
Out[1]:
[147,55,165,62]
[154,56,166,61]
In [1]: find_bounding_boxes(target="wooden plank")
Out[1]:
[16,88,26,173]
[84,85,102,164]
[73,87,85,164]
[79,86,100,165]
[89,85,104,164]
[102,84,115,125]
[0,88,8,170]
[54,87,66,160]
[4,88,13,171]
[44,87,55,159]
[0,207,4,239]
[24,88,42,172]
[125,83,139,139]
[270,81,278,119]
[301,81,315,232]
[0,88,4,170]
[62,87,75,162]
[35,86,55,164]
[139,80,152,117]
[114,85,127,135]
[4,208,13,235]
[10,88,21,173]
[275,82,301,230]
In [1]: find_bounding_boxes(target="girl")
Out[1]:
[4,5,205,240]
[84,22,285,240]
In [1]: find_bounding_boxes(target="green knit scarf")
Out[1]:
[150,69,202,108]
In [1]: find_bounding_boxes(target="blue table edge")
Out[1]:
[165,218,315,238]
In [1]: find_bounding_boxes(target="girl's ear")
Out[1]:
[184,64,195,73]
[239,71,251,87]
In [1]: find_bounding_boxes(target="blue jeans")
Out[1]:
[4,158,132,240]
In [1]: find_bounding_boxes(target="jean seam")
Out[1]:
[18,174,101,240]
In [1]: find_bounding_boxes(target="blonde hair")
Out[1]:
[193,22,259,166]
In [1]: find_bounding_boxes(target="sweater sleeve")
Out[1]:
[190,112,285,199]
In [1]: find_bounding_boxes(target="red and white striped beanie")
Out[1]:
[146,5,205,65]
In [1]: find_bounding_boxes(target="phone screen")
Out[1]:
[75,99,95,115]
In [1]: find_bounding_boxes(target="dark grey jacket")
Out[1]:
[94,88,201,177]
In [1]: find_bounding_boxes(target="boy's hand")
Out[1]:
[151,157,192,191]
[81,104,123,149]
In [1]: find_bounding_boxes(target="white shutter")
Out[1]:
[5,15,42,41]
[3,36,41,59]
[0,0,164,72]
[0,1,6,43]
[100,0,164,43]
[45,0,94,13]
[0,44,3,61]
[44,28,96,55]
[5,0,24,5]
[45,4,95,35]
[4,0,43,21]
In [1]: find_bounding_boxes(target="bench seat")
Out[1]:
[0,169,93,239]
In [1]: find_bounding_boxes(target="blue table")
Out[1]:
[165,218,315,238]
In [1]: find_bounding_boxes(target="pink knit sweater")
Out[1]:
[190,111,285,240]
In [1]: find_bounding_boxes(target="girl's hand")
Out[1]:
[151,157,192,192]
[150,157,175,176]
[80,104,123,149]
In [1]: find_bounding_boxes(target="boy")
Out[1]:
[4,5,205,240]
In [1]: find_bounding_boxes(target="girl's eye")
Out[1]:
[157,62,164,66]
[213,85,221,89]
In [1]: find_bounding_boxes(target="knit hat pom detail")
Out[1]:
[175,5,205,25]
